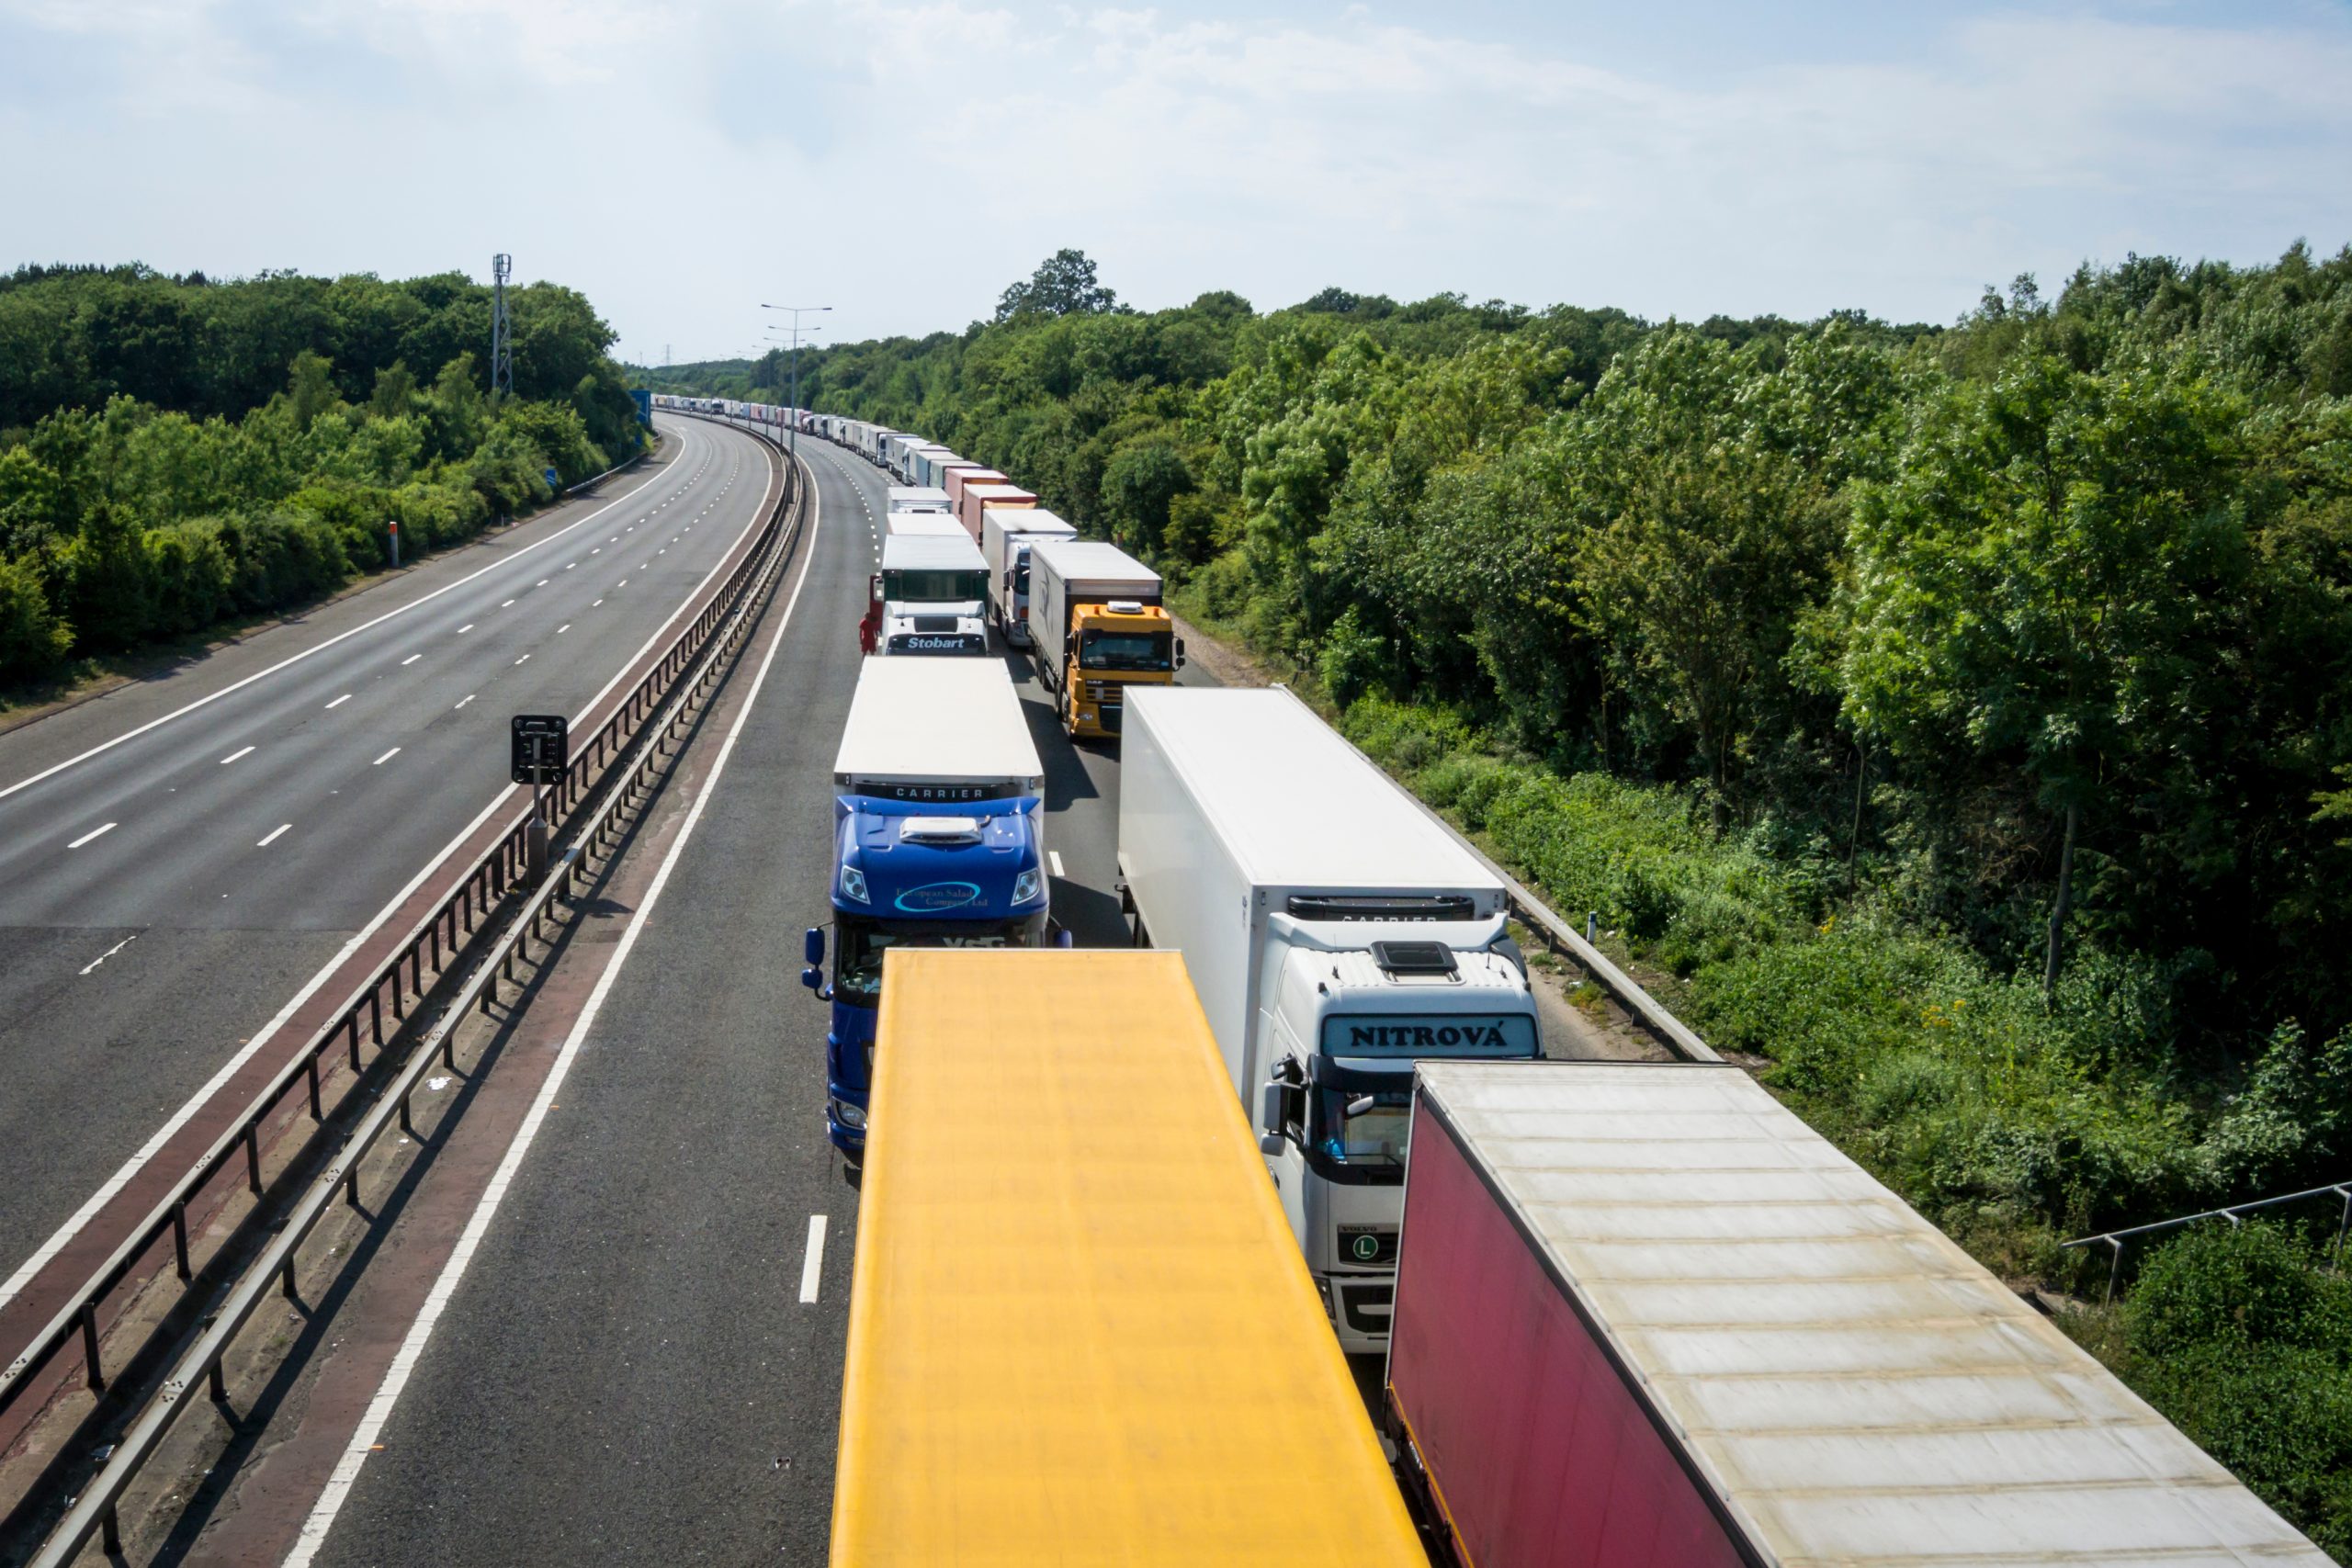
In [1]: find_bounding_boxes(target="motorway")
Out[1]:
[20,421,1592,1563]
[0,416,779,1310]
[248,431,1214,1565]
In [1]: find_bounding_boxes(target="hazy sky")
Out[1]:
[5,1,2348,364]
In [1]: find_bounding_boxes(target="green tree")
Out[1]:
[1840,355,2251,996]
[995,249,1119,324]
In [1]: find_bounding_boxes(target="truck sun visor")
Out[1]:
[1285,894,1477,923]
[898,816,985,846]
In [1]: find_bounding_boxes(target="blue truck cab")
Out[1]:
[803,660,1049,1155]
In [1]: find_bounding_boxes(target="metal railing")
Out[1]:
[4,423,806,1561]
[2063,1179,2352,1303]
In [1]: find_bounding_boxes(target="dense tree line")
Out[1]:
[649,245,2352,1543]
[0,265,646,684]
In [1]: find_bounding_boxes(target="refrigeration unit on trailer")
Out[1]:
[861,535,989,656]
[801,661,1049,1156]
[955,480,1035,543]
[1025,539,1179,740]
[1118,686,1539,1350]
[980,507,1078,648]
[886,486,952,516]
[1388,1061,2331,1568]
[831,949,1425,1568]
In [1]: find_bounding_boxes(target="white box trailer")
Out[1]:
[1118,686,1539,1351]
[981,508,1078,647]
[1391,1061,2332,1568]
[1023,538,1160,693]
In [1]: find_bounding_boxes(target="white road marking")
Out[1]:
[67,822,118,849]
[500,599,515,608]
[564,562,576,570]
[79,935,138,976]
[798,1215,829,1303]
[325,694,352,708]
[457,625,473,634]
[514,655,531,665]
[616,580,628,588]
[220,746,255,764]
[0,460,673,806]
[1049,851,1065,878]
[257,823,292,847]
[536,579,548,587]
[592,599,604,607]
[454,694,475,709]
[286,446,823,1564]
[591,548,601,555]
[400,654,422,666]
[557,625,571,634]
[372,748,401,766]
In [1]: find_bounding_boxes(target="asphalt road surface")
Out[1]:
[0,415,779,1284]
[295,432,1223,1565]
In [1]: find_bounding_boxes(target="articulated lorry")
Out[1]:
[802,661,1050,1156]
[1118,686,1538,1350]
[1025,538,1180,740]
[1388,1061,2329,1567]
[943,466,1006,514]
[980,507,1078,649]
[861,535,989,656]
[831,949,1424,1567]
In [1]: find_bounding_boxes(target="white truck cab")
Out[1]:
[1118,686,1540,1351]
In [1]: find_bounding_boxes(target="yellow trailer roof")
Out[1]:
[832,950,1424,1567]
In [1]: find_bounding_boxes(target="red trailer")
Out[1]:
[956,480,1035,544]
[943,465,1007,514]
[1388,1062,2327,1568]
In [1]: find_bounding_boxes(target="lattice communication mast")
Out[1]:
[491,253,514,401]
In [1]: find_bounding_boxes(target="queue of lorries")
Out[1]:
[652,395,2329,1567]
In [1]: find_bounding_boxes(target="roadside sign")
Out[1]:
[544,466,561,490]
[511,713,569,784]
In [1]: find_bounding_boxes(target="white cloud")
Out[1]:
[2,1,2346,360]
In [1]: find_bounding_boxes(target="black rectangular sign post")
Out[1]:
[511,715,568,886]
[510,714,569,784]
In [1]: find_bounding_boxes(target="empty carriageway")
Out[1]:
[0,414,780,1373]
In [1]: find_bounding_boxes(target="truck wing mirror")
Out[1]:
[1260,1078,1286,1136]
[801,966,825,993]
[804,926,826,966]
[1174,637,1186,670]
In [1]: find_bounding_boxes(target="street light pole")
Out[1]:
[760,303,831,460]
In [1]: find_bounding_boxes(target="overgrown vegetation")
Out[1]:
[0,264,646,689]
[644,245,2352,1543]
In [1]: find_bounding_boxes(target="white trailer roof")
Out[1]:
[1029,538,1158,586]
[834,660,1043,786]
[888,513,967,538]
[888,486,951,510]
[964,483,1036,504]
[984,507,1075,536]
[882,535,986,572]
[1414,1062,2329,1566]
[1126,687,1496,895]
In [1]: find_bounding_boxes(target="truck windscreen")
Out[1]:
[1078,628,1172,671]
[886,569,987,601]
[833,912,1050,1004]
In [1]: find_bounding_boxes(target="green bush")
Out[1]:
[2110,1224,2352,1556]
[0,553,71,682]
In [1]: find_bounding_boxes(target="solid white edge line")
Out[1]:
[285,446,822,1565]
[797,1214,829,1304]
[79,935,137,976]
[0,422,784,1314]
[0,430,691,807]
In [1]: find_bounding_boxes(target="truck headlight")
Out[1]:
[1012,867,1043,905]
[831,1097,867,1130]
[839,865,869,904]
